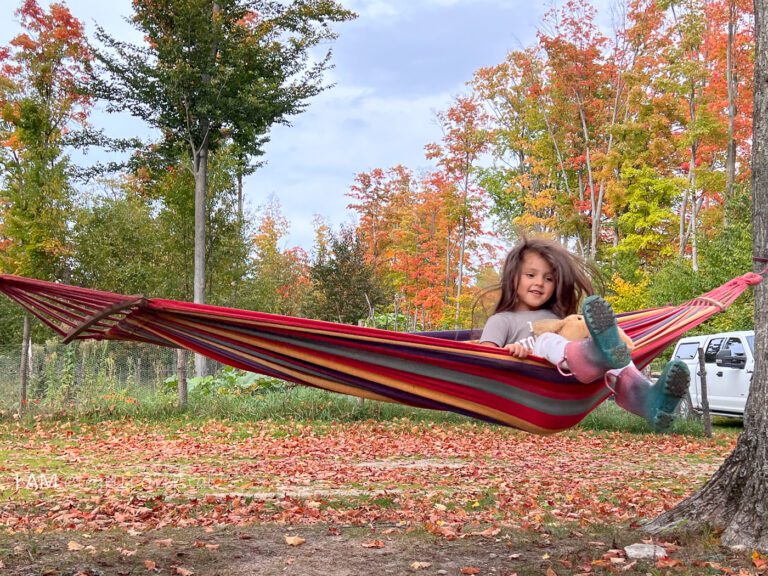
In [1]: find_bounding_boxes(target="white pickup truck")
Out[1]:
[671,330,755,418]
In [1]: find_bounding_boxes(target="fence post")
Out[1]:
[18,314,30,415]
[697,346,712,438]
[177,349,188,409]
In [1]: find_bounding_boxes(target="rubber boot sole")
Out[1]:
[582,296,631,369]
[650,360,690,433]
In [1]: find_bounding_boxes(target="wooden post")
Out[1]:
[697,346,712,438]
[177,348,188,409]
[18,314,30,415]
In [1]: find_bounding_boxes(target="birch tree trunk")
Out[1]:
[645,0,768,548]
[454,156,470,328]
[193,140,209,379]
[724,0,738,226]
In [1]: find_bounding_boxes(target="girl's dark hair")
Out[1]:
[494,237,596,318]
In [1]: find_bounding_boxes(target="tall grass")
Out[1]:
[3,384,476,426]
[0,342,715,435]
[579,399,705,435]
[0,377,710,436]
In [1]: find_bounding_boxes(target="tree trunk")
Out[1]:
[576,100,599,259]
[193,144,208,378]
[455,160,470,328]
[697,347,712,439]
[237,169,244,225]
[725,0,738,225]
[645,0,768,548]
[18,314,30,414]
[177,348,188,409]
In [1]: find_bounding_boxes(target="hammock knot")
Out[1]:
[742,272,763,286]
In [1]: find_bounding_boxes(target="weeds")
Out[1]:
[0,344,718,436]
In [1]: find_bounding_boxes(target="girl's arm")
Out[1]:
[480,314,532,357]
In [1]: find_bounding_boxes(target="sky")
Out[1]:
[0,0,550,251]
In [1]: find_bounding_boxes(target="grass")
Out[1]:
[1,384,478,426]
[579,398,707,435]
[0,375,735,439]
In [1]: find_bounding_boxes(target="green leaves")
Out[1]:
[308,225,388,325]
[90,0,354,159]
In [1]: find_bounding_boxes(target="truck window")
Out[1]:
[704,338,725,363]
[722,337,745,356]
[674,342,700,360]
[747,335,754,353]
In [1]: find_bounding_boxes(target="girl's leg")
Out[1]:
[581,295,689,432]
[533,333,614,383]
[531,332,568,364]
[608,361,690,433]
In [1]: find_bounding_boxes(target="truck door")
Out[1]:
[709,336,750,413]
[695,337,724,411]
[673,341,705,407]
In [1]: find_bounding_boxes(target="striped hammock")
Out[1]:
[0,272,761,434]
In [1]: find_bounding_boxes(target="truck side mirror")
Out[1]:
[715,348,747,369]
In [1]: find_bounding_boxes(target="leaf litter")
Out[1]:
[0,419,757,575]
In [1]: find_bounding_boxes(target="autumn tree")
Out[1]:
[308,224,387,325]
[90,0,354,375]
[471,0,634,259]
[249,197,310,317]
[0,0,91,410]
[425,96,490,326]
[471,48,559,240]
[645,0,767,549]
[536,0,626,258]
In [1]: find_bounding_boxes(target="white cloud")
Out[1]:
[248,83,456,249]
[1,0,543,253]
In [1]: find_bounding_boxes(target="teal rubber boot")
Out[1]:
[611,360,690,433]
[582,295,631,369]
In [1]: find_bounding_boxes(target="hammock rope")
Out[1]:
[0,272,762,435]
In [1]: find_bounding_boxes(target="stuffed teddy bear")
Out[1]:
[532,314,635,350]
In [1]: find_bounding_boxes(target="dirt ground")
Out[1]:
[0,522,758,576]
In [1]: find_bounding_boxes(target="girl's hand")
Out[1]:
[503,343,530,358]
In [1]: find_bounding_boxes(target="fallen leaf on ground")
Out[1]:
[464,527,500,538]
[154,538,174,547]
[362,540,385,548]
[284,535,306,546]
[656,557,682,568]
[460,567,481,575]
[67,541,85,551]
[410,561,432,570]
[144,559,157,571]
[174,567,194,576]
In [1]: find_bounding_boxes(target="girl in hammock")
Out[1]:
[480,237,689,433]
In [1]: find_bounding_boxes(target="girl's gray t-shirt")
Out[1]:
[480,309,559,350]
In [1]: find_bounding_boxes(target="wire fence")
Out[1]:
[0,334,673,413]
[0,340,227,411]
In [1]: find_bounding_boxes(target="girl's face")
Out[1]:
[514,251,555,311]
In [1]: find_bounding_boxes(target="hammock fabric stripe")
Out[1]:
[0,272,762,434]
